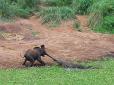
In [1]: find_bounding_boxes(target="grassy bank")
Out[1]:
[0,0,114,34]
[0,57,114,85]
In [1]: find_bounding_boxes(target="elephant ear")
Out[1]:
[41,45,45,49]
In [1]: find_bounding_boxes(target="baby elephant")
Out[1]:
[23,45,48,66]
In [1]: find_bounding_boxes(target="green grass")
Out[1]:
[0,57,114,85]
[38,6,75,25]
[88,0,114,34]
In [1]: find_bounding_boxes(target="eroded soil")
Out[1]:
[0,16,114,68]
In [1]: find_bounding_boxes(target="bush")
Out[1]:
[72,0,93,15]
[0,0,39,19]
[88,0,114,34]
[94,16,114,34]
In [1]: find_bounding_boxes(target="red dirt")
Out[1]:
[0,16,114,68]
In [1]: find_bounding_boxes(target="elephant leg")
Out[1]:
[22,59,27,65]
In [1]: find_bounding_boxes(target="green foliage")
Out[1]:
[88,0,114,34]
[0,0,114,34]
[41,0,72,6]
[39,7,75,25]
[72,0,93,14]
[16,0,39,8]
[103,16,114,30]
[0,0,14,18]
[39,0,94,25]
[93,16,114,34]
[16,7,32,18]
[39,0,75,25]
[0,0,39,18]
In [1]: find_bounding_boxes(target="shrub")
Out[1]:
[94,16,114,34]
[72,0,93,15]
[88,0,114,34]
[0,0,39,19]
[0,0,11,18]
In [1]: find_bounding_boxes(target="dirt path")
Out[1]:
[0,16,114,68]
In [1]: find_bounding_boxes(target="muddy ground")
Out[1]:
[0,16,114,68]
